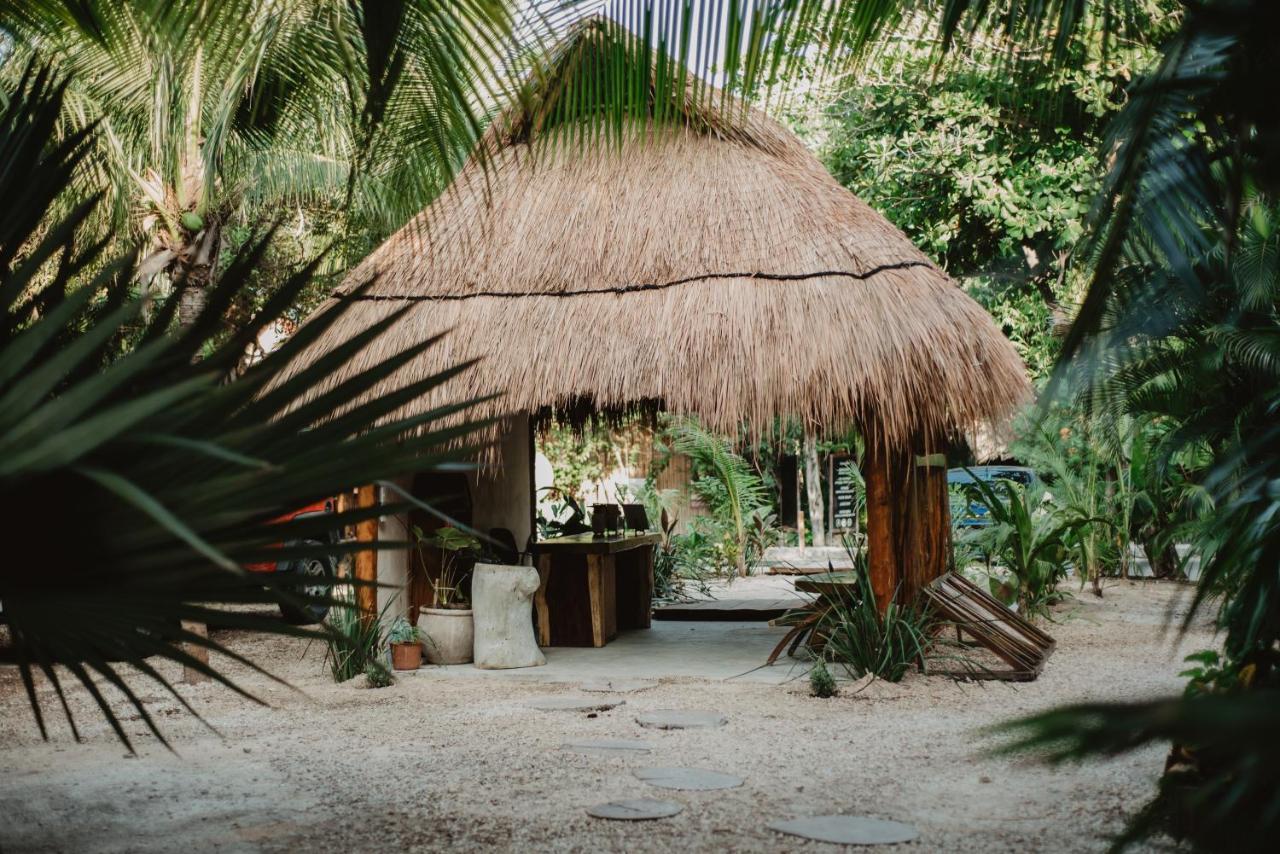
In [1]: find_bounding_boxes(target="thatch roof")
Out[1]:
[277,23,1030,452]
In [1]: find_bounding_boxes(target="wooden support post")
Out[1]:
[863,440,899,615]
[901,449,952,604]
[535,554,552,647]
[355,483,379,624]
[865,435,953,613]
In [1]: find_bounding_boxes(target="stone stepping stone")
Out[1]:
[635,767,744,791]
[580,678,653,693]
[635,710,726,730]
[587,799,683,821]
[768,816,920,845]
[560,738,655,754]
[528,696,624,713]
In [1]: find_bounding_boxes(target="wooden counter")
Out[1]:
[531,533,660,647]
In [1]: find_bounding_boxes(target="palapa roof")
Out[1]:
[278,22,1030,451]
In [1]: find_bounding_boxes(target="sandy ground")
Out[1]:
[0,579,1211,853]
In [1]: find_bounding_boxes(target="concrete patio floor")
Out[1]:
[418,618,806,685]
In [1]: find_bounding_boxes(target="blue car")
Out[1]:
[948,466,1040,527]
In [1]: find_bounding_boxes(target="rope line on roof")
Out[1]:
[334,261,935,302]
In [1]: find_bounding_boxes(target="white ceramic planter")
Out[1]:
[417,607,474,665]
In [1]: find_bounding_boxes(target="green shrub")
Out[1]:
[325,590,387,683]
[957,470,1107,620]
[809,659,838,698]
[817,560,930,683]
[652,510,715,600]
[364,661,395,689]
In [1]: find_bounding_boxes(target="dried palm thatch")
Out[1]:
[275,22,1030,456]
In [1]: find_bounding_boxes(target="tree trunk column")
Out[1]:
[900,449,951,604]
[863,439,899,614]
[803,432,826,547]
[863,436,952,613]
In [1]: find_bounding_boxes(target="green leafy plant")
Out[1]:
[879,2,1280,848]
[957,470,1107,619]
[385,616,419,646]
[816,559,931,684]
[651,509,713,601]
[996,690,1280,853]
[666,418,775,577]
[0,69,485,746]
[809,658,838,698]
[0,0,517,319]
[323,591,388,684]
[364,661,395,689]
[416,525,481,608]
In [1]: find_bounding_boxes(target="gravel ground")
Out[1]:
[0,579,1209,853]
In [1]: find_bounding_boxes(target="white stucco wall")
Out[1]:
[377,479,412,620]
[468,413,534,561]
[373,417,535,613]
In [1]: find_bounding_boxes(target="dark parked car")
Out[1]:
[947,466,1040,527]
[245,498,340,623]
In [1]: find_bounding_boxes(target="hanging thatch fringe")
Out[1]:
[273,24,1030,457]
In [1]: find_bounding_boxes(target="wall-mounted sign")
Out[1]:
[829,454,861,532]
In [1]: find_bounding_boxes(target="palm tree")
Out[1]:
[0,67,490,748]
[0,0,515,324]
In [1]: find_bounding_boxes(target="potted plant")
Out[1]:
[386,616,423,671]
[415,525,480,664]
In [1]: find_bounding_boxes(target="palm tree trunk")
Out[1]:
[803,431,826,547]
[176,219,221,330]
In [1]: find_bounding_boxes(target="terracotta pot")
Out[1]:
[417,607,474,664]
[390,641,422,671]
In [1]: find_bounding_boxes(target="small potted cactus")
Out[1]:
[387,616,423,671]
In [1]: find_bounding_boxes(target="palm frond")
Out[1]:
[0,66,486,749]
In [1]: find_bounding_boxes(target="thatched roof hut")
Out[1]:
[282,21,1031,608]
[282,33,1028,453]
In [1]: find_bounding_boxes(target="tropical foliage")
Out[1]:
[0,68,484,747]
[0,0,519,332]
[663,418,778,578]
[6,4,1280,849]
[899,1,1280,850]
[325,592,391,684]
[956,470,1104,619]
[803,4,1174,379]
[814,557,930,683]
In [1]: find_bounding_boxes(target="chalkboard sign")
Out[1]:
[829,455,861,532]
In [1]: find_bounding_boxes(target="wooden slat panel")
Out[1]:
[923,572,1056,681]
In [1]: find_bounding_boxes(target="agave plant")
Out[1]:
[815,554,930,684]
[0,68,488,750]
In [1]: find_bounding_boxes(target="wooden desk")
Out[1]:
[531,533,660,647]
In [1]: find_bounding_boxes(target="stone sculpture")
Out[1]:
[471,562,546,669]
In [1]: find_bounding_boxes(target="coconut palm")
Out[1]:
[0,67,494,749]
[0,0,516,324]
